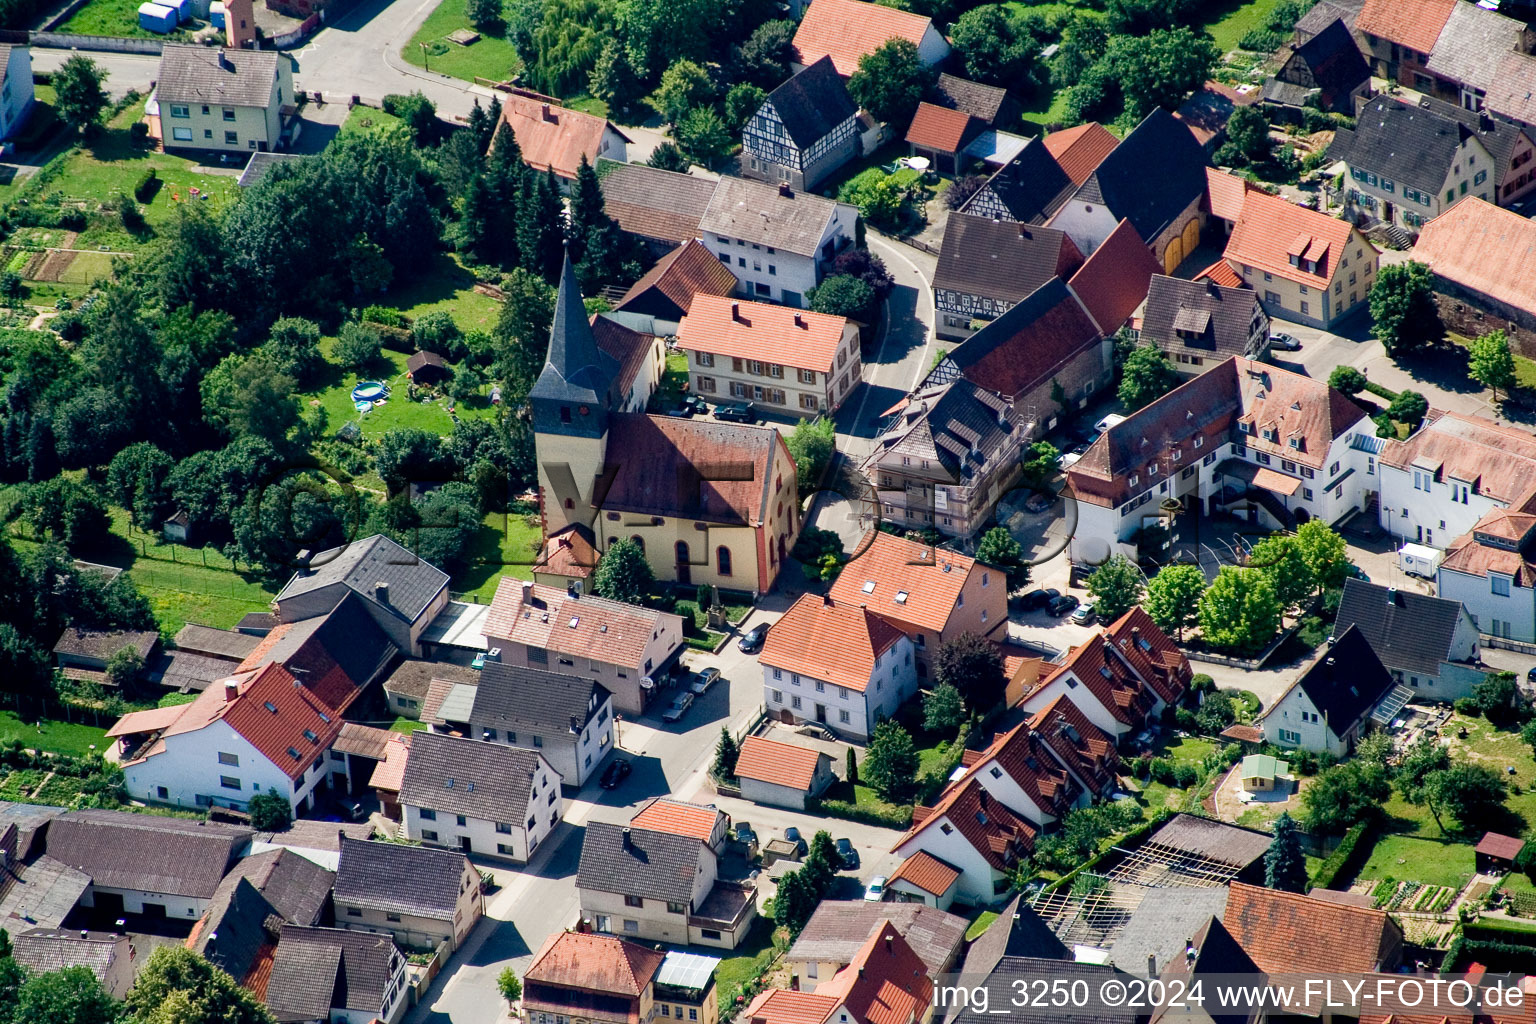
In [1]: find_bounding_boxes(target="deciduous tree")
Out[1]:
[863,720,920,803]
[1326,365,1367,396]
[1303,759,1390,833]
[1470,329,1517,402]
[848,39,937,127]
[1198,566,1282,655]
[923,683,967,733]
[1294,520,1351,596]
[54,55,107,134]
[784,417,835,485]
[1248,534,1315,612]
[1144,563,1204,639]
[1370,261,1442,356]
[248,790,292,832]
[1118,345,1180,411]
[594,537,654,605]
[1087,554,1143,619]
[125,946,275,1024]
[933,632,1004,714]
[976,526,1028,590]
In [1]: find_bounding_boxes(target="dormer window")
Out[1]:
[1128,474,1139,487]
[1289,437,1301,450]
[1239,422,1252,434]
[895,590,909,604]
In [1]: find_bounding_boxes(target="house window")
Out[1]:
[839,710,850,723]
[218,752,239,766]
[220,776,241,790]
[386,913,402,922]
[346,907,362,917]
[170,104,189,118]
[792,695,802,709]
[698,376,716,393]
[772,689,783,703]
[457,814,468,826]
[1493,576,1511,596]
[717,546,732,576]
[172,127,193,141]
[624,920,639,933]
[225,130,239,145]
[497,843,515,855]
[420,809,437,820]
[698,352,715,368]
[625,894,644,908]
[496,822,513,834]
[222,107,236,121]
[667,901,686,914]
[422,830,439,841]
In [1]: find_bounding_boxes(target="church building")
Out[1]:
[531,256,802,593]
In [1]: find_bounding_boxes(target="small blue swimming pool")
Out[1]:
[352,381,387,402]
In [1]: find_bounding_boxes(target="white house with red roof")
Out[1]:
[758,594,917,740]
[745,921,934,1024]
[790,0,949,77]
[891,778,1034,905]
[497,89,629,186]
[1024,696,1119,800]
[734,735,835,810]
[950,719,1083,828]
[108,663,343,815]
[884,851,963,910]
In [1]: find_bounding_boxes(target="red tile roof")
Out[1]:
[1195,258,1245,288]
[220,664,345,780]
[1412,198,1536,320]
[525,930,664,997]
[601,413,781,527]
[827,530,978,634]
[906,102,977,154]
[366,732,411,792]
[817,922,934,1024]
[1224,189,1364,289]
[630,798,722,842]
[1355,0,1457,55]
[618,239,740,316]
[1106,606,1191,705]
[483,578,673,669]
[1224,881,1402,975]
[1068,218,1161,334]
[1206,167,1260,224]
[1476,832,1526,861]
[1042,123,1119,187]
[746,988,840,1024]
[1025,696,1118,796]
[886,850,961,896]
[1380,410,1536,507]
[897,778,1035,865]
[678,295,851,374]
[535,524,599,580]
[792,0,941,77]
[499,89,629,180]
[759,595,907,693]
[736,735,828,791]
[946,279,1103,399]
[956,719,1079,818]
[591,314,658,402]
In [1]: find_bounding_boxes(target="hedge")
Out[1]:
[365,321,414,353]
[133,169,158,203]
[807,797,912,829]
[1442,934,1536,974]
[1363,381,1398,402]
[1309,821,1374,890]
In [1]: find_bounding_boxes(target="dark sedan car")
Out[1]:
[1020,588,1060,611]
[1048,594,1080,617]
[714,401,756,423]
[835,837,860,870]
[599,757,632,789]
[738,622,768,653]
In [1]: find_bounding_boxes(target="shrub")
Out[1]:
[1173,763,1199,788]
[358,304,408,328]
[808,797,913,828]
[133,168,157,202]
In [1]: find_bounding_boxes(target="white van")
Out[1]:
[1399,543,1443,578]
[1093,413,1127,436]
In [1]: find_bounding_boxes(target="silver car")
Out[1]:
[690,668,722,695]
[661,692,695,722]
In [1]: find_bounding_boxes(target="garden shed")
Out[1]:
[137,2,178,32]
[1475,832,1524,873]
[734,735,833,810]
[406,349,449,385]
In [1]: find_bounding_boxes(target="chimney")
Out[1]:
[80,930,88,939]
[731,302,743,323]
[218,50,234,72]
[542,103,556,123]
[224,681,239,702]
[1387,586,1397,604]
[1148,954,1157,976]
[521,580,533,604]
[822,593,832,607]
[622,827,632,849]
[1132,627,1141,640]
[885,934,894,955]
[793,313,806,329]
[778,181,793,197]
[374,581,390,604]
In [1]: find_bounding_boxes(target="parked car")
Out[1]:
[599,757,632,789]
[1024,492,1054,513]
[735,822,757,847]
[1048,594,1080,617]
[1527,667,1536,685]
[714,401,756,423]
[690,667,722,694]
[738,623,768,653]
[835,838,860,870]
[783,826,808,857]
[661,692,695,722]
[864,876,887,902]
[1270,332,1302,352]
[1093,413,1127,435]
[1020,588,1059,611]
[1345,564,1370,582]
[1070,601,1097,625]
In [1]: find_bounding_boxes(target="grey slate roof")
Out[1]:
[157,44,283,108]
[1145,814,1272,870]
[1328,95,1505,195]
[1426,1,1524,94]
[262,589,400,701]
[193,876,279,984]
[210,847,334,926]
[700,176,845,257]
[531,254,621,408]
[275,534,450,626]
[255,819,374,854]
[174,623,262,662]
[52,627,158,663]
[958,896,1069,983]
[934,214,1082,306]
[1141,276,1264,359]
[0,855,90,930]
[1107,886,1231,976]
[382,658,479,701]
[398,731,545,823]
[789,902,968,975]
[764,56,857,149]
[1269,18,1369,110]
[43,809,252,900]
[13,928,126,982]
[950,957,1133,1024]
[150,650,233,693]
[578,822,706,905]
[474,662,611,734]
[600,163,715,245]
[1073,108,1208,245]
[933,74,1010,125]
[1287,625,1396,732]
[334,834,468,921]
[959,136,1074,224]
[1294,0,1361,43]
[269,925,398,1020]
[1334,578,1468,677]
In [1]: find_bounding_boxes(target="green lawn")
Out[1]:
[1020,89,1074,131]
[1449,332,1536,392]
[1202,0,1287,52]
[449,510,542,601]
[382,253,505,334]
[1380,713,1536,840]
[58,0,208,38]
[341,106,404,138]
[0,710,109,757]
[714,918,779,1009]
[390,717,427,734]
[563,95,610,118]
[966,910,1000,942]
[302,335,501,444]
[1354,835,1476,890]
[401,0,523,85]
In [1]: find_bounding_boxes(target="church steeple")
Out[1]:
[530,252,618,439]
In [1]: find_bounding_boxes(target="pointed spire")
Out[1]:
[535,248,619,403]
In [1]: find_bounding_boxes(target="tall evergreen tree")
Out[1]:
[518,169,565,282]
[566,154,606,264]
[1264,812,1307,893]
[467,99,491,153]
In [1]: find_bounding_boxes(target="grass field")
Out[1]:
[1449,331,1536,392]
[1379,713,1536,840]
[302,337,501,444]
[449,510,542,601]
[1355,835,1477,890]
[714,919,779,1009]
[0,710,109,757]
[1203,0,1287,52]
[341,106,404,137]
[390,717,427,734]
[401,0,523,85]
[59,0,208,39]
[384,253,504,334]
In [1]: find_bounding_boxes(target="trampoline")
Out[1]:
[351,381,388,402]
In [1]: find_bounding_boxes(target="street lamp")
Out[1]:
[420,42,429,72]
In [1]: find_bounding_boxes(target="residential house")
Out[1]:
[1256,626,1400,755]
[1423,0,1531,115]
[699,176,857,308]
[1024,696,1120,801]
[1016,631,1158,740]
[1222,880,1404,974]
[1066,218,1164,336]
[743,57,860,192]
[616,240,740,323]
[827,531,1009,678]
[398,731,561,863]
[867,279,1110,539]
[45,808,252,920]
[468,662,614,787]
[1139,275,1272,375]
[1351,0,1457,90]
[1441,509,1536,643]
[1175,80,1261,152]
[1204,166,1260,239]
[957,136,1074,225]
[745,922,933,1024]
[932,74,1019,130]
[906,102,984,176]
[1150,915,1267,1024]
[892,780,1033,905]
[630,798,731,851]
[235,590,400,715]
[733,735,835,809]
[601,164,718,257]
[12,929,134,998]
[1330,96,1533,236]
[1262,18,1371,117]
[524,931,665,1024]
[52,627,159,688]
[1224,189,1377,329]
[1297,0,1364,45]
[676,295,862,416]
[206,846,334,932]
[531,257,802,593]
[109,663,343,814]
[482,579,682,716]
[577,821,757,949]
[0,46,34,141]
[933,215,1083,341]
[155,44,294,154]
[1041,122,1119,187]
[591,313,667,412]
[1067,357,1375,559]
[947,718,1083,829]
[333,835,483,951]
[274,533,450,657]
[1334,578,1483,698]
[758,594,916,740]
[788,902,967,984]
[497,89,629,185]
[883,852,963,910]
[790,0,950,77]
[1412,198,1536,352]
[265,925,409,1024]
[655,951,722,1024]
[1049,108,1209,273]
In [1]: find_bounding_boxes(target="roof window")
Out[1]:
[569,616,580,628]
[895,590,909,604]
[263,702,278,714]
[287,747,300,760]
[446,778,455,789]
[862,580,875,594]
[303,729,318,743]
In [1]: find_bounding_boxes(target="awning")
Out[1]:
[1253,466,1301,496]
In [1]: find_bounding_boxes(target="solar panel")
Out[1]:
[656,951,723,992]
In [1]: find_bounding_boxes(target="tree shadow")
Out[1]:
[379,253,478,312]
[1393,344,1479,395]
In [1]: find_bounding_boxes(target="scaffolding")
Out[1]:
[1102,840,1250,889]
